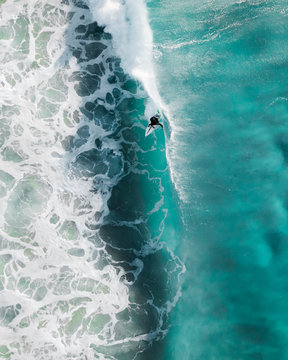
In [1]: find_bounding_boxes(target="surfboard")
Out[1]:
[145,124,157,137]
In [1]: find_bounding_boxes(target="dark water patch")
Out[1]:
[108,74,117,84]
[71,40,108,65]
[69,71,101,96]
[94,138,102,149]
[84,101,95,111]
[112,87,122,101]
[135,339,168,360]
[107,172,162,222]
[75,24,86,33]
[85,41,107,60]
[76,124,90,139]
[106,92,114,105]
[75,21,106,41]
[99,225,143,251]
[86,62,104,75]
[105,245,136,263]
[107,173,145,221]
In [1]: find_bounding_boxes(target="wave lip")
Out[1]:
[89,0,162,107]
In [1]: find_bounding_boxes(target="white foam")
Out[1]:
[0,1,131,357]
[89,0,164,112]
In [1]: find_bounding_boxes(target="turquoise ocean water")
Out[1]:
[0,0,288,359]
[149,0,288,359]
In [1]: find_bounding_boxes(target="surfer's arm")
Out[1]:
[159,123,163,130]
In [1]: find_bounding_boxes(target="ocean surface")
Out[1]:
[0,0,288,359]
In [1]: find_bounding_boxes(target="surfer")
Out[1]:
[149,114,163,130]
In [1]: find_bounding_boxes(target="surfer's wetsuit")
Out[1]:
[149,116,163,129]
